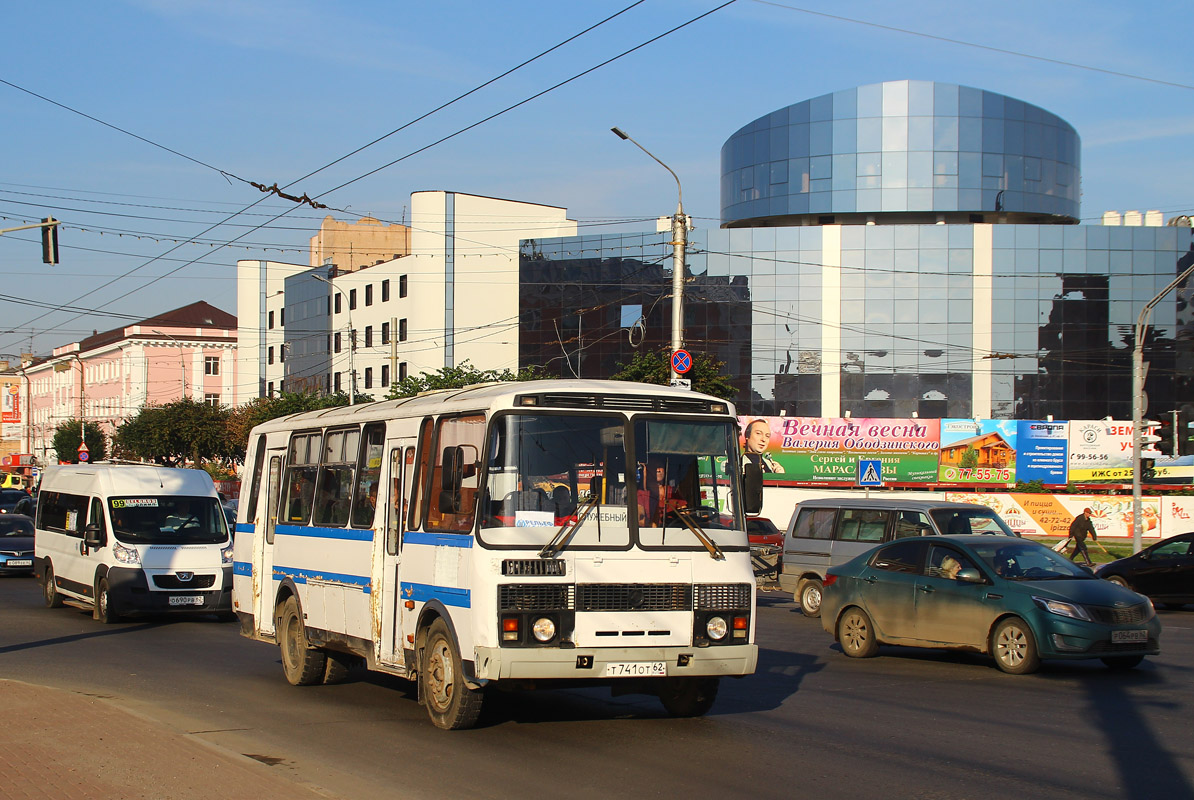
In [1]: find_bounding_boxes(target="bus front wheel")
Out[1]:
[421,618,484,730]
[658,676,720,717]
[278,596,327,686]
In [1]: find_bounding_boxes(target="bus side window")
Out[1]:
[408,418,435,532]
[283,432,321,525]
[313,427,359,527]
[425,414,484,534]
[351,423,385,529]
[245,434,267,522]
[386,447,402,555]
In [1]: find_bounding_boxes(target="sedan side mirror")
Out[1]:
[955,567,985,584]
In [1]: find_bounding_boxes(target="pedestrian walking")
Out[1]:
[1068,507,1097,566]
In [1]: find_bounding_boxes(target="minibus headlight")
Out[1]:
[221,542,234,565]
[705,616,728,641]
[532,617,557,642]
[112,542,140,565]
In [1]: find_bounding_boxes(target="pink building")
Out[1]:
[21,302,238,464]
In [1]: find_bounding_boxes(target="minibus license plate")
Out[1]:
[5,559,32,568]
[169,595,204,607]
[604,661,666,677]
[1111,629,1148,644]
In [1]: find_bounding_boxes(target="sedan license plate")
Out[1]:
[604,661,666,678]
[1111,629,1148,644]
[168,595,204,607]
[4,559,32,568]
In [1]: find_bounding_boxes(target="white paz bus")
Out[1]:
[233,379,759,729]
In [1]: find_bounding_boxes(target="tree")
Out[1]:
[52,419,108,464]
[609,349,737,400]
[959,444,980,470]
[113,398,236,466]
[225,391,352,458]
[386,360,544,400]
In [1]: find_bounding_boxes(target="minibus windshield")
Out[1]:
[108,496,228,544]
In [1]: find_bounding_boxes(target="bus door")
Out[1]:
[253,449,285,636]
[377,443,416,667]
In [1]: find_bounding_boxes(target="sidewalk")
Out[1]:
[0,680,334,799]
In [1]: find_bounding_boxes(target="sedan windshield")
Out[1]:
[0,517,33,536]
[968,540,1093,581]
[108,496,228,544]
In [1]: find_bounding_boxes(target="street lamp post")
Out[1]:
[1131,248,1194,552]
[312,274,357,405]
[611,126,688,384]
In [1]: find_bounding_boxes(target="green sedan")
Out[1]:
[820,535,1161,674]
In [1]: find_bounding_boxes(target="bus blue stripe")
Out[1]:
[400,581,470,608]
[275,524,373,542]
[232,561,252,576]
[235,523,255,534]
[274,565,372,593]
[403,531,473,548]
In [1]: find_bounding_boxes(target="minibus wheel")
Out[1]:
[277,596,327,685]
[421,618,484,730]
[94,579,120,624]
[43,564,64,608]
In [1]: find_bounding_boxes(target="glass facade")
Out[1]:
[721,81,1081,227]
[283,270,333,394]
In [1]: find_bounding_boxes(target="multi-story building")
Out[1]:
[19,301,238,464]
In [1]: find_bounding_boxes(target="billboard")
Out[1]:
[1067,419,1134,480]
[738,416,940,483]
[1,384,19,424]
[937,419,1017,483]
[1016,421,1069,484]
[944,492,1162,539]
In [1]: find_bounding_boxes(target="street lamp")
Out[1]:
[611,126,688,385]
[1131,245,1194,552]
[151,330,186,396]
[312,273,357,405]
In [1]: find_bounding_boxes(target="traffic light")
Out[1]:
[1141,458,1158,482]
[41,217,58,265]
[1139,419,1163,459]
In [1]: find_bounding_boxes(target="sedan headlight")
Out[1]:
[1032,595,1092,622]
[112,541,140,565]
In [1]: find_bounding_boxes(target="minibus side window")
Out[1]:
[791,508,835,540]
[39,491,89,537]
[313,427,360,527]
[282,432,321,525]
[351,423,385,528]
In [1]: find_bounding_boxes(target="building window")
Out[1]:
[382,279,390,302]
[365,326,373,348]
[280,308,285,327]
[381,364,390,387]
[349,288,357,310]
[267,347,274,365]
[205,356,220,375]
[399,318,408,342]
[280,344,286,363]
[334,372,342,393]
[399,362,408,382]
[382,322,390,344]
[399,275,408,298]
[268,310,274,330]
[335,332,342,353]
[364,367,373,389]
[267,381,274,397]
[205,393,220,406]
[365,284,373,306]
[334,293,342,315]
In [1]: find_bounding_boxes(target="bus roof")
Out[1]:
[248,379,735,435]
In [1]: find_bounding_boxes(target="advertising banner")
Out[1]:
[937,419,1018,483]
[1,384,20,424]
[738,416,940,483]
[944,492,1162,539]
[1016,421,1069,484]
[1067,419,1134,480]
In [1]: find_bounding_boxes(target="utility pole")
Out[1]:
[611,127,688,385]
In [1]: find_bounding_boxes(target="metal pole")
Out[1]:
[1171,409,1180,456]
[1131,251,1194,553]
[611,127,687,383]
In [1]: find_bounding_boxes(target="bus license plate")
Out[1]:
[1111,629,1148,644]
[168,595,204,607]
[4,559,32,568]
[604,661,666,678]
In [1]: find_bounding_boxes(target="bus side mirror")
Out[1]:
[83,523,106,548]
[743,462,763,515]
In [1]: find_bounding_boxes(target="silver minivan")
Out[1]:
[778,498,1016,617]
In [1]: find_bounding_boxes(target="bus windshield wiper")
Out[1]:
[539,496,598,559]
[672,509,725,561]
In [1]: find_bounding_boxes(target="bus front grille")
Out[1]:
[576,583,692,612]
[499,584,575,611]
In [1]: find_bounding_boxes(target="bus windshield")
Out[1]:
[479,413,744,551]
[108,496,228,545]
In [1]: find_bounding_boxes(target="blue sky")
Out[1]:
[0,0,1189,358]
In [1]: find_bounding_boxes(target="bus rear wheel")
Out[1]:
[658,677,720,717]
[421,618,484,730]
[278,596,326,686]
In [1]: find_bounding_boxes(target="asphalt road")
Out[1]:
[1,575,1191,800]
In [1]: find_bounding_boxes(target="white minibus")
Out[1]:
[35,464,233,622]
[234,379,759,729]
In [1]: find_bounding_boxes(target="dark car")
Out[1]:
[1096,532,1194,609]
[821,535,1160,674]
[746,516,783,549]
[0,488,27,514]
[0,513,35,575]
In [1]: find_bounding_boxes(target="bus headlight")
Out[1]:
[532,617,557,642]
[705,616,728,641]
[112,542,140,565]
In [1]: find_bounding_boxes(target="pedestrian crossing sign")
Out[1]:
[857,459,882,487]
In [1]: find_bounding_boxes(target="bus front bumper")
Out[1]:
[472,643,758,681]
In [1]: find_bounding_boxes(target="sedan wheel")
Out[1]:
[992,617,1040,675]
[1105,575,1132,591]
[837,607,879,658]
